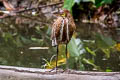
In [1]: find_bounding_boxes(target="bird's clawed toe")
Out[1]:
[49,67,63,73]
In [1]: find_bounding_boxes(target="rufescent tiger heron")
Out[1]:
[51,9,76,70]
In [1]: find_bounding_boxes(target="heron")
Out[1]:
[51,9,76,70]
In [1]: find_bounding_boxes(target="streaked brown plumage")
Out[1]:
[51,9,76,70]
[51,9,76,46]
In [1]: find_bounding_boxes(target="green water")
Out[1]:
[0,15,120,72]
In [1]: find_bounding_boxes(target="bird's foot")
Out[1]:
[49,68,63,73]
[62,68,72,73]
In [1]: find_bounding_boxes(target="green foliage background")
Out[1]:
[0,0,119,72]
[63,0,113,12]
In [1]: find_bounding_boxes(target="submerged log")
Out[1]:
[0,65,120,80]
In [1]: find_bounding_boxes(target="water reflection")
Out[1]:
[0,13,120,71]
[0,14,55,68]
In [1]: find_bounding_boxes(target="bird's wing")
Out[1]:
[51,16,63,46]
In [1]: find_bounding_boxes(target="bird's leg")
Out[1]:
[61,43,70,73]
[56,45,59,69]
[49,45,59,72]
[61,43,71,73]
[65,43,68,69]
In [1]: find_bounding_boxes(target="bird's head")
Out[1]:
[60,9,70,17]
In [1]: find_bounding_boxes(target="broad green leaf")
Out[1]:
[68,37,85,57]
[63,0,75,12]
[95,0,113,8]
[95,33,116,58]
[95,33,116,49]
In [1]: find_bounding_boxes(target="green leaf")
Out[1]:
[95,33,116,58]
[102,48,110,58]
[81,0,95,3]
[68,57,76,69]
[95,0,113,8]
[106,69,112,72]
[20,36,32,44]
[86,47,96,56]
[101,0,113,4]
[68,37,85,57]
[42,58,52,68]
[95,33,116,49]
[63,0,75,12]
[83,58,100,70]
